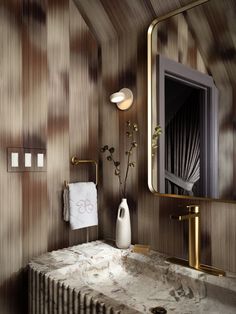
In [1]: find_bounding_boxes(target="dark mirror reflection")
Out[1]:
[165,78,201,196]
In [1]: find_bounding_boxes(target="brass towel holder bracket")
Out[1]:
[64,156,98,188]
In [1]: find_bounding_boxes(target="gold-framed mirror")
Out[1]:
[148,0,236,201]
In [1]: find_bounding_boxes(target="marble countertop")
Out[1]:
[29,241,236,313]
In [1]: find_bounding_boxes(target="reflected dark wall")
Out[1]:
[165,78,200,196]
[185,0,236,200]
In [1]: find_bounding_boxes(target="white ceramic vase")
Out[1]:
[115,198,131,249]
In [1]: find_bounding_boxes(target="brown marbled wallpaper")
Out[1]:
[0,1,99,313]
[0,0,236,313]
[95,0,236,276]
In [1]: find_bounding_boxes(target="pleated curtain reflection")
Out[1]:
[165,97,200,195]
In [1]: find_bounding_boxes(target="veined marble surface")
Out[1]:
[29,241,236,314]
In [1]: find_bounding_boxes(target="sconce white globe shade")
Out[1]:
[110,88,133,110]
[110,92,125,103]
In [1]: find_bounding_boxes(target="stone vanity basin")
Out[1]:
[29,241,236,313]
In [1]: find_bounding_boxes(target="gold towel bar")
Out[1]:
[64,156,98,187]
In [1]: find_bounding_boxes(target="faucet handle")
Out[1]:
[186,205,200,213]
[170,212,199,221]
[170,205,200,221]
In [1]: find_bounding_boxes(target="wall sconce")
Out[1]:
[110,88,133,110]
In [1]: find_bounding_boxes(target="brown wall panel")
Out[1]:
[47,0,70,251]
[69,0,99,245]
[98,39,120,240]
[97,1,236,275]
[22,0,48,266]
[0,1,99,313]
[0,2,23,313]
[0,1,236,313]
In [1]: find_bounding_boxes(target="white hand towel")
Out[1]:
[68,182,98,230]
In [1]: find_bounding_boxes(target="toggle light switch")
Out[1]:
[25,153,32,167]
[37,153,44,168]
[11,152,19,167]
[8,148,23,172]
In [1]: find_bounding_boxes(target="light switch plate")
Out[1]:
[7,148,47,172]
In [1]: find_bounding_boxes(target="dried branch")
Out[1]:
[100,120,138,198]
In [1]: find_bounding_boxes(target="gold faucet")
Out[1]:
[168,205,225,276]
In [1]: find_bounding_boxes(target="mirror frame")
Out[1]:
[146,0,232,201]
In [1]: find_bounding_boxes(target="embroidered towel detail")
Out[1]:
[69,182,98,230]
[63,188,69,222]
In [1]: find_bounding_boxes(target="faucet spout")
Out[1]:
[168,205,225,276]
[171,205,200,269]
[170,212,199,221]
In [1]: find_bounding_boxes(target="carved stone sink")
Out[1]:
[29,241,236,313]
